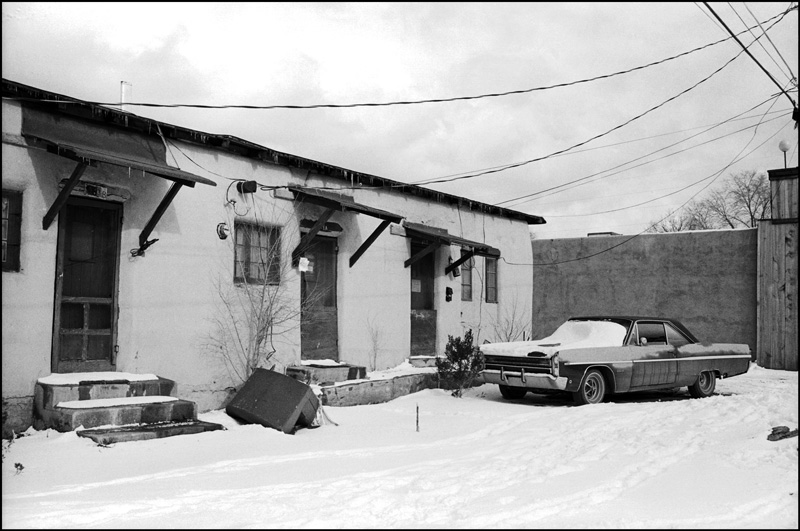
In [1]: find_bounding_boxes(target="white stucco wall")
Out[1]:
[2,98,535,424]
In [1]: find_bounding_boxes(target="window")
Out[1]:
[665,323,691,347]
[2,190,22,272]
[234,221,281,284]
[485,257,498,303]
[460,250,474,301]
[636,322,667,345]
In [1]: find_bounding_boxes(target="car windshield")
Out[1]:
[547,319,629,348]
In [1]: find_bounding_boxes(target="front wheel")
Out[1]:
[688,371,716,398]
[499,385,527,400]
[572,369,606,405]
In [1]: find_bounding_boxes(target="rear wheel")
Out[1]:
[688,371,716,398]
[572,369,606,405]
[499,385,527,400]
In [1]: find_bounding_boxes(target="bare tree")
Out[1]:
[488,293,532,343]
[206,200,324,388]
[648,170,771,233]
[365,312,383,372]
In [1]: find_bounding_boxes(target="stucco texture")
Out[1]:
[530,230,758,353]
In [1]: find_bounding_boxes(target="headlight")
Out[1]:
[552,353,559,377]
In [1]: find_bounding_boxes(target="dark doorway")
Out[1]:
[300,235,338,361]
[52,197,122,373]
[410,240,436,356]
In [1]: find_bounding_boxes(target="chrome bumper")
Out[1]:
[482,370,568,391]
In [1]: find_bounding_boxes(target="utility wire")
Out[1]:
[498,97,786,209]
[742,1,797,83]
[728,2,794,84]
[405,108,787,186]
[1,9,789,111]
[546,119,789,217]
[412,47,749,188]
[508,119,788,266]
[703,2,797,108]
[422,9,790,193]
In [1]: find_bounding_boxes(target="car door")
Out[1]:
[629,321,678,388]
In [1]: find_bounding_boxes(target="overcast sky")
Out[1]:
[2,2,797,238]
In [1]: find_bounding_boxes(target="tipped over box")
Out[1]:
[226,368,319,434]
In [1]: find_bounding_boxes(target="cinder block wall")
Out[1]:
[530,229,757,354]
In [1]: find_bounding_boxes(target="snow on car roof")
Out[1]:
[481,319,628,357]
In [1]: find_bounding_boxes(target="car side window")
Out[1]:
[665,323,691,347]
[636,322,667,345]
[626,323,639,345]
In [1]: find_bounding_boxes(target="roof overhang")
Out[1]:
[20,105,214,256]
[287,185,404,268]
[402,221,501,272]
[21,106,216,187]
[287,184,402,223]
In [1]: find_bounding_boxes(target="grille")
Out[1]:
[483,354,552,374]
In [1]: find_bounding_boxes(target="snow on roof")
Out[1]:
[57,396,178,409]
[38,372,159,385]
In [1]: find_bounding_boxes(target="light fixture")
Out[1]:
[236,180,258,194]
[778,140,790,169]
[216,222,230,240]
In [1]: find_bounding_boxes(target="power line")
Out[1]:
[729,2,794,83]
[410,49,747,188]
[406,107,787,186]
[500,101,788,209]
[703,2,797,109]
[2,9,790,112]
[742,1,797,84]
[507,115,789,266]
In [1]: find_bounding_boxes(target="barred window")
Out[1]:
[2,190,22,272]
[485,257,498,303]
[234,222,281,284]
[460,250,474,301]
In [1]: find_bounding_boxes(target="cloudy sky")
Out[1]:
[2,2,797,238]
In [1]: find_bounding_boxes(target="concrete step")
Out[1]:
[39,396,197,432]
[286,364,366,385]
[35,372,176,411]
[77,420,225,445]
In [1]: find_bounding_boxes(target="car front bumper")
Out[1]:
[482,370,568,391]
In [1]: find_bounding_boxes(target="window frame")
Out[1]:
[485,256,498,304]
[460,250,474,301]
[233,221,282,285]
[2,190,22,273]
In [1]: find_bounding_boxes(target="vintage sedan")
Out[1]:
[479,316,752,405]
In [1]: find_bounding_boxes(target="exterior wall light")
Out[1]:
[216,222,230,240]
[236,180,258,194]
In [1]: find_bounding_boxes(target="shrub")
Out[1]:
[436,329,484,397]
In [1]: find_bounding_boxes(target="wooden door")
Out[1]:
[300,235,338,361]
[52,197,121,373]
[410,241,436,356]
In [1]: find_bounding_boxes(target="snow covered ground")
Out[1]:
[2,364,797,529]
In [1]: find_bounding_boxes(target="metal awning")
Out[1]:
[287,185,402,223]
[287,185,404,268]
[21,106,215,256]
[402,221,501,273]
[21,107,216,187]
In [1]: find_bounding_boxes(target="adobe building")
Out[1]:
[2,79,544,432]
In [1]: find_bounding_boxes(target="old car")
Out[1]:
[479,316,752,405]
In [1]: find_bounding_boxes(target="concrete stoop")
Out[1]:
[34,374,223,442]
[318,373,439,407]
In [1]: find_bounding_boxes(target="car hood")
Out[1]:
[479,320,628,358]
